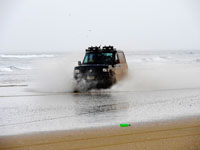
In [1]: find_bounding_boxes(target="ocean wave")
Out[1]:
[9,66,32,70]
[0,54,55,58]
[127,56,171,63]
[127,55,200,64]
[0,66,31,72]
[0,67,13,72]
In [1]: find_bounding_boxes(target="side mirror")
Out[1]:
[78,61,81,66]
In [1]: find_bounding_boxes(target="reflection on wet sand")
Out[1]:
[73,93,129,114]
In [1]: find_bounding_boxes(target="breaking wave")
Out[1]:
[0,67,13,72]
[0,54,55,58]
[0,66,31,72]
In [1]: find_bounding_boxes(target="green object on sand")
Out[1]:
[120,124,131,127]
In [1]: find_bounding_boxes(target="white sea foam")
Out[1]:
[0,66,31,72]
[0,54,55,58]
[0,67,13,72]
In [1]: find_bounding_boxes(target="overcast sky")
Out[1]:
[0,0,200,53]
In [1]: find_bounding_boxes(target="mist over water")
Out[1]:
[29,51,200,93]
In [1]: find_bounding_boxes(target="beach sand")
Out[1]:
[1,116,200,150]
[0,86,200,150]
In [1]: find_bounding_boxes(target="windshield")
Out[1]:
[83,52,113,64]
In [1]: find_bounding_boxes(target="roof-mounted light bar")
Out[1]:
[102,45,114,50]
[86,46,101,52]
[86,45,116,52]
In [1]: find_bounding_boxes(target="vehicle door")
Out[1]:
[118,52,128,78]
[113,52,122,81]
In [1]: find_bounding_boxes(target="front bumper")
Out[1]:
[74,72,114,89]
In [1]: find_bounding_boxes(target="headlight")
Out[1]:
[74,69,80,73]
[102,68,108,72]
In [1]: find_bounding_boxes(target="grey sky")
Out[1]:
[0,0,200,53]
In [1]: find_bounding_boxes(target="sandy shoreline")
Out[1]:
[1,85,200,149]
[1,115,200,150]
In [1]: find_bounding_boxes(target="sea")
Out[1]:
[0,50,200,89]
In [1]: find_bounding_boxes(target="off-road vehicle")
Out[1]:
[74,46,128,91]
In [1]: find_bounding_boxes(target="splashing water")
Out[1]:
[28,51,200,93]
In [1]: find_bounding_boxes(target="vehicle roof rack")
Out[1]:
[86,45,116,52]
[102,45,116,52]
[102,45,113,50]
[86,46,101,52]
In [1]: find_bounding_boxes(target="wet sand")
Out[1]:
[0,86,200,149]
[1,116,200,150]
